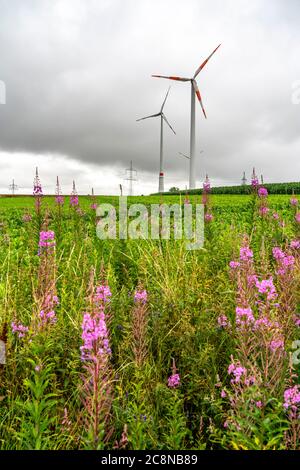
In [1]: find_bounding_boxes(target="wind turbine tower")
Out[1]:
[137,87,175,193]
[152,44,221,189]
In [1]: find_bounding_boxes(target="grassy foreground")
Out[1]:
[0,192,299,450]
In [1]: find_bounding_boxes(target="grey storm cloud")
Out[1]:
[0,0,300,191]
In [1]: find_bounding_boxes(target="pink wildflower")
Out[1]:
[39,231,56,248]
[80,312,111,361]
[283,386,300,411]
[259,206,269,216]
[290,197,298,206]
[235,307,255,326]
[228,362,247,383]
[229,261,240,270]
[255,277,277,301]
[11,322,29,338]
[168,373,180,388]
[258,187,268,198]
[269,339,284,352]
[290,240,300,250]
[134,289,148,304]
[94,285,112,304]
[204,213,214,222]
[240,246,253,261]
[218,315,229,328]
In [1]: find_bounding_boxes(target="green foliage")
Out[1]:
[0,194,299,449]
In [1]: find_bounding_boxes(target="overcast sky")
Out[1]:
[0,0,300,195]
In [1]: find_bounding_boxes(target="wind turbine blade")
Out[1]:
[152,74,190,82]
[193,44,221,78]
[192,80,207,119]
[136,113,160,122]
[160,86,171,112]
[162,113,176,134]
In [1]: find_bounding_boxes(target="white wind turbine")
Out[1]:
[152,44,221,189]
[137,87,175,193]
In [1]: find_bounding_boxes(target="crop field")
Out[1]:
[0,191,299,450]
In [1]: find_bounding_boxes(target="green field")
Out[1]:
[0,193,299,450]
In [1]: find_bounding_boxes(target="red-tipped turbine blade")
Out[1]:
[193,44,221,78]
[192,80,207,119]
[152,75,190,82]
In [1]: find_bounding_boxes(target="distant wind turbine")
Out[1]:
[137,87,176,193]
[152,44,221,189]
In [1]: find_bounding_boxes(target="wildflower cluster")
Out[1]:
[80,281,113,448]
[11,322,29,338]
[55,176,64,205]
[70,181,79,207]
[202,174,213,223]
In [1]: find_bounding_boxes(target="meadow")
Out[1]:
[0,188,299,450]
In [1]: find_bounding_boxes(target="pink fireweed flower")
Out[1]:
[204,213,214,222]
[39,231,56,248]
[33,168,43,196]
[295,212,300,224]
[272,212,279,220]
[253,316,280,331]
[247,274,258,287]
[134,289,148,304]
[290,197,298,206]
[259,206,269,216]
[283,386,300,411]
[275,251,295,276]
[203,175,211,193]
[11,322,29,338]
[168,373,180,388]
[255,277,277,301]
[55,195,64,205]
[272,247,285,260]
[90,203,97,210]
[258,187,268,198]
[240,246,253,261]
[244,376,256,386]
[221,389,227,398]
[80,312,111,361]
[55,176,64,205]
[255,401,263,408]
[94,285,112,304]
[251,173,259,188]
[39,309,57,327]
[229,261,240,270]
[218,315,229,328]
[269,338,284,352]
[235,307,255,327]
[70,181,79,207]
[290,239,300,250]
[293,315,300,327]
[70,194,79,206]
[228,362,247,384]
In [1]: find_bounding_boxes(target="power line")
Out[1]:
[125,160,137,196]
[9,179,18,196]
